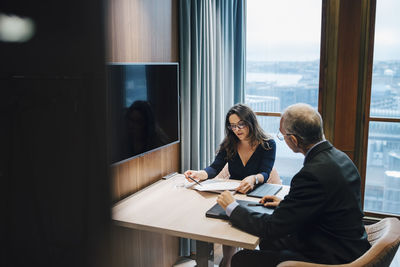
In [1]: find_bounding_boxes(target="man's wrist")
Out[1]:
[226,201,239,217]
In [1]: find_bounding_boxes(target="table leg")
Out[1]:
[195,241,214,267]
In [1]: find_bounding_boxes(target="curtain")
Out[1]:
[179,0,246,256]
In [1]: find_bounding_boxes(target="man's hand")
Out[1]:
[260,195,281,208]
[217,191,235,210]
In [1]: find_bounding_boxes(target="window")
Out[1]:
[246,0,322,185]
[364,0,400,215]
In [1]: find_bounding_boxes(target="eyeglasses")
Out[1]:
[276,130,301,141]
[228,121,247,131]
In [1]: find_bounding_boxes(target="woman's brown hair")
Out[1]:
[219,104,273,160]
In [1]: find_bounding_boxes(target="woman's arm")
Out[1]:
[266,167,281,184]
[258,139,276,183]
[214,163,230,179]
[204,149,228,179]
[236,140,277,193]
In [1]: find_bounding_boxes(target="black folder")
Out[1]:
[206,200,274,220]
[247,183,282,198]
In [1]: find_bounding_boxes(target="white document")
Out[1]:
[193,180,240,192]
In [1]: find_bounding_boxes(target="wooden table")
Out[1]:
[112,174,289,267]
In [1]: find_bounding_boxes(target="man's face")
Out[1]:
[279,118,301,153]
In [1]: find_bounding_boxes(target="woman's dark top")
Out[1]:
[204,139,276,182]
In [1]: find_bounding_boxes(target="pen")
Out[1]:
[247,203,265,206]
[188,175,203,186]
[275,186,283,195]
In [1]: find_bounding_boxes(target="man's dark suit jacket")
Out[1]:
[230,141,371,264]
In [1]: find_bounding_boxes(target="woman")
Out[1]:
[125,100,168,156]
[184,103,276,194]
[184,103,276,267]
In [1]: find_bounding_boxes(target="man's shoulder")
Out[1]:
[304,149,355,175]
[299,145,360,190]
[307,141,352,163]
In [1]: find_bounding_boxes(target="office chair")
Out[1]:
[277,217,400,267]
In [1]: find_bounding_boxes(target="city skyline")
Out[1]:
[245,59,400,215]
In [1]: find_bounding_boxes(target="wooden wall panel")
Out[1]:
[111,226,142,267]
[111,226,180,267]
[111,143,180,202]
[319,0,340,143]
[333,0,362,160]
[107,0,180,202]
[107,0,178,62]
[110,143,180,267]
[107,1,180,265]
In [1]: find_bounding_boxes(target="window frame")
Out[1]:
[246,0,326,187]
[356,0,400,218]
[248,0,400,219]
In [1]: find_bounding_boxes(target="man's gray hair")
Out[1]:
[282,103,324,146]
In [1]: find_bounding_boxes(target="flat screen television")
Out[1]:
[107,63,180,164]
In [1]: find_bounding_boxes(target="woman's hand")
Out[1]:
[217,191,235,210]
[260,195,281,208]
[183,170,208,182]
[236,175,256,194]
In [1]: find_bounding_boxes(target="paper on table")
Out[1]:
[193,180,240,191]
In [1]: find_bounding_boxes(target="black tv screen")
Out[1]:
[107,63,179,164]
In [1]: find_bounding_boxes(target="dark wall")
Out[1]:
[1,1,110,267]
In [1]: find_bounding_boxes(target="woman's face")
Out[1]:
[127,110,145,135]
[228,114,249,141]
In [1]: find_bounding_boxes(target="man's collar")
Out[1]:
[303,140,328,165]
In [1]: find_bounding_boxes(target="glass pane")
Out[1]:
[246,0,322,112]
[256,116,303,185]
[364,121,400,215]
[370,0,400,119]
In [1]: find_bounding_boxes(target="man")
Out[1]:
[217,103,371,267]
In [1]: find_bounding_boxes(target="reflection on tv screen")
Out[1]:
[107,63,179,163]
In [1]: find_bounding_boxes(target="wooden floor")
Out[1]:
[174,244,400,267]
[173,244,223,267]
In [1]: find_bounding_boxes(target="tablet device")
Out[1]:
[205,200,274,220]
[247,183,282,198]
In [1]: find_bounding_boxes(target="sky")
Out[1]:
[373,0,400,60]
[246,0,400,62]
[247,0,322,61]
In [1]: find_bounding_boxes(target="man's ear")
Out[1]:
[289,135,298,147]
